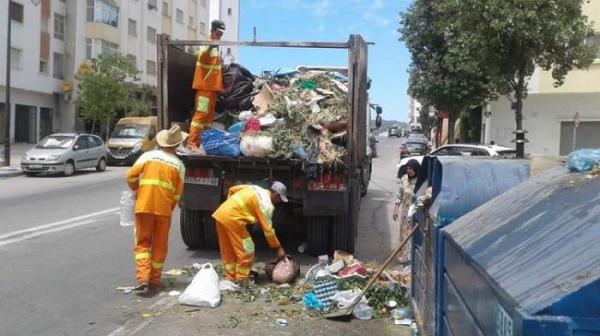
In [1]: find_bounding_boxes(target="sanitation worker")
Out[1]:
[127,125,187,293]
[212,182,288,282]
[186,20,225,153]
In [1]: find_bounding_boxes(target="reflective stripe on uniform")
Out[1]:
[224,263,236,271]
[140,179,176,192]
[241,237,255,255]
[127,177,138,183]
[236,267,251,276]
[231,194,256,223]
[251,186,275,227]
[196,95,210,113]
[190,121,203,129]
[195,62,221,71]
[151,261,163,269]
[210,47,219,57]
[136,252,150,260]
[174,194,181,201]
[264,231,276,238]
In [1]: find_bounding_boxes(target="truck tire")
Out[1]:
[203,211,220,250]
[307,216,330,256]
[331,180,360,253]
[180,208,205,249]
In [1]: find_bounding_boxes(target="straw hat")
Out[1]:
[156,125,188,148]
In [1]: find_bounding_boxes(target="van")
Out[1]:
[107,116,157,165]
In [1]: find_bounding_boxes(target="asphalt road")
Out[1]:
[0,137,406,336]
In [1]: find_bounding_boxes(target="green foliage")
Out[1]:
[76,54,141,135]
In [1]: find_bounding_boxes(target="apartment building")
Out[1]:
[1,0,239,144]
[483,1,600,156]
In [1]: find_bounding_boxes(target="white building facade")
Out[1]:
[1,0,239,144]
[210,0,239,64]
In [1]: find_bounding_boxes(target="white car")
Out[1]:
[396,144,516,178]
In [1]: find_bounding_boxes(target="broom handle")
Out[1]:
[350,223,420,307]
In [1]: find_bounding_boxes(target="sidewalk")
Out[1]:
[0,143,31,178]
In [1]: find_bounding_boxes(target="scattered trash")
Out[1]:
[352,303,374,320]
[277,283,291,289]
[394,318,413,326]
[303,292,326,311]
[411,321,420,335]
[141,312,154,319]
[179,263,221,308]
[240,134,273,158]
[387,300,398,309]
[333,250,354,264]
[276,296,290,306]
[305,255,330,284]
[201,128,241,157]
[119,190,135,227]
[275,318,288,327]
[116,286,135,294]
[164,269,184,276]
[567,149,600,172]
[168,290,181,297]
[219,279,240,292]
[391,307,412,320]
[313,277,339,309]
[265,255,300,284]
[339,263,368,278]
[325,260,345,274]
[184,308,201,313]
[330,289,366,310]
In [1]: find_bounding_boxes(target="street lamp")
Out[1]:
[3,0,40,167]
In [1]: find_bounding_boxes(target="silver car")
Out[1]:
[21,133,108,176]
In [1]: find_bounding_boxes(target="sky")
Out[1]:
[237,0,412,122]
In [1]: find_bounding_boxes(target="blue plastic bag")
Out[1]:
[302,292,325,311]
[567,149,600,172]
[201,129,241,157]
[227,122,245,136]
[291,144,307,160]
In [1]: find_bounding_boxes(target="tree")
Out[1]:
[440,0,596,157]
[77,54,141,138]
[125,84,155,117]
[399,1,498,144]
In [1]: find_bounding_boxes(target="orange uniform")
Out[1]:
[188,45,223,147]
[212,185,281,281]
[127,149,185,287]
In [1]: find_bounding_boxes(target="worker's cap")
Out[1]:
[211,20,226,32]
[271,181,288,203]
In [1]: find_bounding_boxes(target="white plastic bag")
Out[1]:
[178,263,221,307]
[120,190,135,227]
[240,135,273,158]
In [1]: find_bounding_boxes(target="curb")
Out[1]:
[0,169,23,179]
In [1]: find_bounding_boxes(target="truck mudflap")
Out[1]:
[180,167,222,210]
[302,174,349,216]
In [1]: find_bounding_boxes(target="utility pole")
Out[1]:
[4,1,12,167]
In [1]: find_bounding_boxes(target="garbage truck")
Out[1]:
[156,34,381,255]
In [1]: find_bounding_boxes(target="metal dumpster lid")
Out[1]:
[444,166,600,314]
[429,156,530,227]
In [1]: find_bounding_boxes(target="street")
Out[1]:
[0,137,407,336]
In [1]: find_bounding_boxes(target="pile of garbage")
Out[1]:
[193,64,350,167]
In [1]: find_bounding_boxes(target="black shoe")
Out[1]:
[134,282,148,291]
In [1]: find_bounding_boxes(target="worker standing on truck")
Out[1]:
[393,159,420,264]
[212,182,288,282]
[127,125,187,293]
[187,20,225,153]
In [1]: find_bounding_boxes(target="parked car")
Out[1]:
[107,116,157,165]
[396,144,516,178]
[388,126,401,137]
[400,141,429,158]
[21,133,108,176]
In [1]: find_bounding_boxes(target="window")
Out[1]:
[85,38,119,59]
[201,0,207,8]
[148,0,157,9]
[227,7,232,15]
[146,60,156,76]
[126,54,137,66]
[53,52,64,79]
[585,34,600,59]
[54,13,65,41]
[9,1,24,23]
[128,18,137,36]
[226,47,232,55]
[200,21,206,34]
[10,48,22,69]
[189,16,195,29]
[86,0,119,28]
[75,136,89,150]
[161,1,169,16]
[147,27,157,43]
[176,9,184,24]
[39,60,49,74]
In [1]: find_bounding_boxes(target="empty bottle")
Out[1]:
[353,303,373,320]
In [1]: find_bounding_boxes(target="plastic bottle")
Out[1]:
[411,322,419,336]
[352,303,374,320]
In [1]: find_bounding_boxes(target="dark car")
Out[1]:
[400,141,429,158]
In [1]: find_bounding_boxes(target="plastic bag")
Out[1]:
[265,255,300,283]
[240,135,273,158]
[201,129,241,157]
[273,257,299,284]
[330,289,367,310]
[227,122,245,136]
[567,149,600,172]
[178,263,221,307]
[120,190,135,227]
[303,292,325,310]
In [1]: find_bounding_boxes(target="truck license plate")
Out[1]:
[184,176,219,186]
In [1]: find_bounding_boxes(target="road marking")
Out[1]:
[0,207,120,248]
[107,297,177,336]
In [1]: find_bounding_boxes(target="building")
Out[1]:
[1,0,239,144]
[483,1,600,156]
[408,96,421,126]
[210,0,239,65]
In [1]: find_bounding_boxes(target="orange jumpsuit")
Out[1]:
[212,185,281,281]
[189,44,223,147]
[127,149,185,287]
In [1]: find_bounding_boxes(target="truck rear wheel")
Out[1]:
[180,209,205,249]
[307,216,330,256]
[202,212,219,250]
